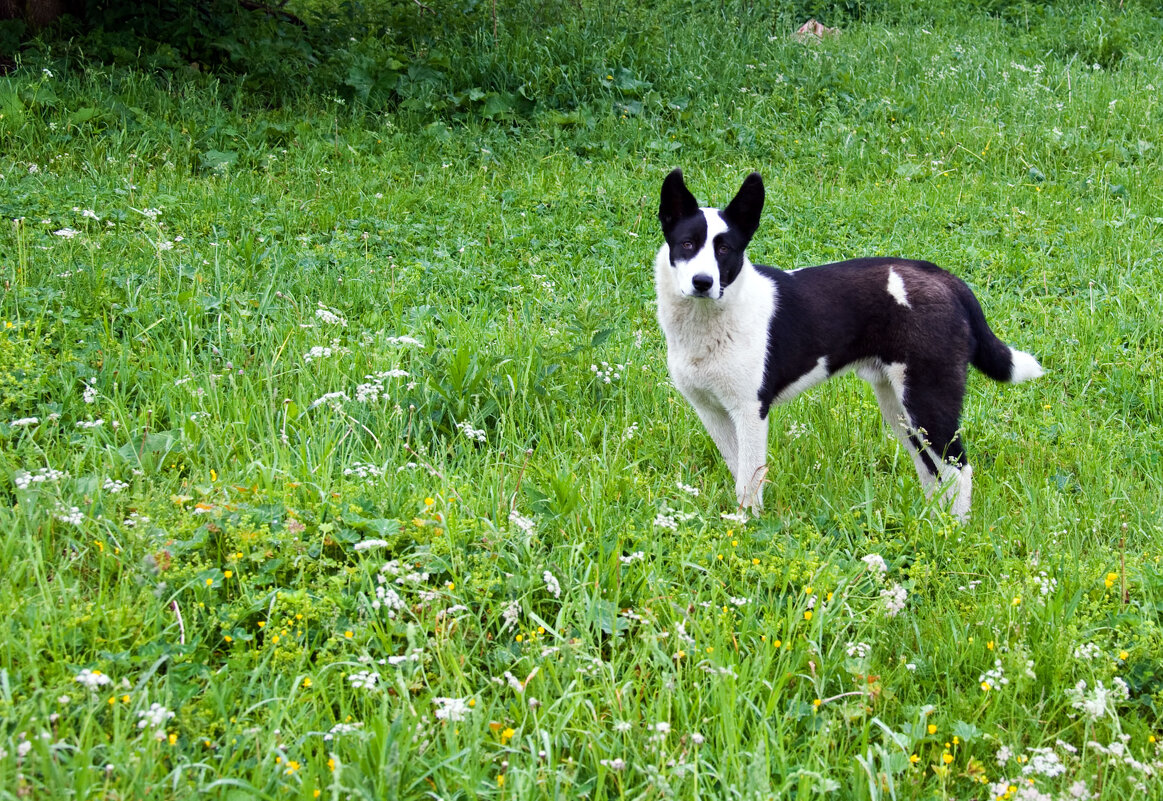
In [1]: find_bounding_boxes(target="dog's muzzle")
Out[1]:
[690,273,714,296]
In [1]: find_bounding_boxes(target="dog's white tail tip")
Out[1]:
[1009,349,1044,383]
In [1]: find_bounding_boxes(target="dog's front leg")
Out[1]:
[690,401,739,482]
[732,408,769,511]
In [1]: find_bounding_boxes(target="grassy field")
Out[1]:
[1,1,1162,798]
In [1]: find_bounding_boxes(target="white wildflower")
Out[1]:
[386,650,421,667]
[543,571,561,599]
[590,361,624,384]
[861,553,888,575]
[433,696,471,721]
[846,642,871,659]
[347,671,380,690]
[353,539,390,552]
[54,227,81,238]
[1072,642,1101,661]
[137,703,175,730]
[315,306,347,326]
[996,745,1013,766]
[371,585,405,617]
[676,481,700,497]
[1067,679,1128,721]
[437,604,469,619]
[1034,570,1057,597]
[344,461,384,479]
[503,671,525,694]
[509,510,536,536]
[10,417,39,427]
[355,381,384,403]
[309,390,349,409]
[979,659,1009,692]
[501,600,521,630]
[303,343,350,363]
[323,722,364,741]
[54,504,84,526]
[74,669,113,689]
[880,583,907,616]
[1023,747,1066,778]
[15,467,66,490]
[1067,781,1091,799]
[455,420,487,443]
[654,512,678,531]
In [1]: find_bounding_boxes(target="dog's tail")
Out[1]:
[959,282,1044,384]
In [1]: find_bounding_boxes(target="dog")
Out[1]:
[654,168,1044,520]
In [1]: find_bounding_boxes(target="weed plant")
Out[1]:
[1,2,1162,799]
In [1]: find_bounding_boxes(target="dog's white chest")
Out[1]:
[655,248,775,411]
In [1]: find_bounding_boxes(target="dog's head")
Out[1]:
[658,168,765,299]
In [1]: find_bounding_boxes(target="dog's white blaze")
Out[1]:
[672,210,729,297]
[1008,349,1044,383]
[886,268,910,308]
[773,356,830,405]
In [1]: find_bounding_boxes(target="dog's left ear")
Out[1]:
[723,172,765,239]
[659,168,700,235]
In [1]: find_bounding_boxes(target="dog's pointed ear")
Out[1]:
[659,168,700,234]
[723,172,765,239]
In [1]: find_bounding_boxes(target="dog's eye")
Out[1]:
[716,243,730,255]
[681,241,694,250]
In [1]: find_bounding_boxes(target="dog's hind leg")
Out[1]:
[868,365,972,522]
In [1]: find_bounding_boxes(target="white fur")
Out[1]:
[655,242,774,509]
[1009,349,1044,383]
[886,268,910,308]
[774,356,830,405]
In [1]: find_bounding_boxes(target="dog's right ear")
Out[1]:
[659,168,700,234]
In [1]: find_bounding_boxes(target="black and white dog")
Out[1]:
[655,169,1044,520]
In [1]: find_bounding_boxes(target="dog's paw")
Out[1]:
[736,483,764,513]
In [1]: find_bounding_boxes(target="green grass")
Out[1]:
[1,3,1162,799]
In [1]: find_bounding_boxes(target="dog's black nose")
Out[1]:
[691,274,714,293]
